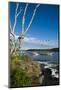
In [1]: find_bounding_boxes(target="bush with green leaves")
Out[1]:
[10,54,41,87]
[10,68,32,87]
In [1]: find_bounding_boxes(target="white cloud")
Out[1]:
[11,35,58,49]
[23,36,58,47]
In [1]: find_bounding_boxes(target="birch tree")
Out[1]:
[10,3,40,55]
[10,3,22,54]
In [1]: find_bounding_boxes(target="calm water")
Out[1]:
[25,51,59,64]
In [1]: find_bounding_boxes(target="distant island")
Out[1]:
[27,48,59,52]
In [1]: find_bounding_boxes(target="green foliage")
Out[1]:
[10,54,41,87]
[10,68,32,87]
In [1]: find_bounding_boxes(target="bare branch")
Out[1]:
[22,4,28,34]
[23,3,28,22]
[12,15,17,33]
[10,21,16,41]
[10,21,12,32]
[9,21,15,37]
[10,3,22,54]
[13,3,22,33]
[16,3,19,15]
[17,8,22,17]
[24,4,40,34]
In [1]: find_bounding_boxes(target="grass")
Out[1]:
[10,53,41,87]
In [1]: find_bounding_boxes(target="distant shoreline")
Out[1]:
[26,48,59,52]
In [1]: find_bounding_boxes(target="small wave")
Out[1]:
[50,68,59,78]
[38,61,48,65]
[38,61,59,78]
[44,63,57,69]
[32,52,39,56]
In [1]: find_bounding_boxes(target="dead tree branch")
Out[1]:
[24,4,40,34]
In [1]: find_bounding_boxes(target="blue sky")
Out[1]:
[9,2,59,49]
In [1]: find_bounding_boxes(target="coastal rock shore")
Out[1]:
[39,63,59,86]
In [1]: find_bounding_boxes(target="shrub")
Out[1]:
[10,54,41,87]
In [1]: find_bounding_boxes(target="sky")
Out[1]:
[9,2,59,50]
